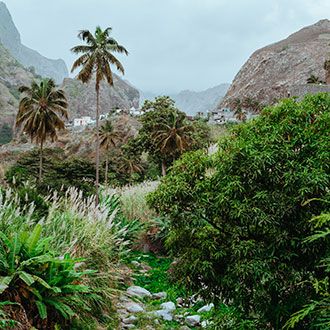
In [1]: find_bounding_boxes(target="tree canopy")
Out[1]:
[147,93,330,329]
[127,96,210,176]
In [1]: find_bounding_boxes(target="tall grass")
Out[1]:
[105,180,159,223]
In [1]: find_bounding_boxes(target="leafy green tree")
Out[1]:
[148,93,330,329]
[99,120,122,185]
[129,96,209,176]
[284,211,330,329]
[71,26,128,205]
[0,123,13,145]
[15,79,68,182]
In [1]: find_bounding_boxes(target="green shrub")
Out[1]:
[147,93,330,329]
[0,224,97,329]
[0,123,12,145]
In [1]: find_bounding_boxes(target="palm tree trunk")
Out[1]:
[105,157,108,185]
[161,160,166,177]
[39,140,43,182]
[95,89,100,205]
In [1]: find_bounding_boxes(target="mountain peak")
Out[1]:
[219,20,330,109]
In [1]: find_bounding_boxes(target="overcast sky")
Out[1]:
[4,0,330,94]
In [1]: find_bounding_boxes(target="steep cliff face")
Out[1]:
[61,74,140,119]
[0,1,68,83]
[219,19,330,109]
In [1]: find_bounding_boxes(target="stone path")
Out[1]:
[115,259,214,329]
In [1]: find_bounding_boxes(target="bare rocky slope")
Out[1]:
[219,19,330,109]
[0,2,68,83]
[61,74,140,120]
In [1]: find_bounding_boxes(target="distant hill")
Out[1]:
[219,19,330,109]
[0,1,68,83]
[171,84,230,115]
[139,84,230,115]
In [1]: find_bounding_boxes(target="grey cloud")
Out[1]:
[4,0,329,93]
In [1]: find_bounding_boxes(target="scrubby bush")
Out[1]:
[147,93,330,329]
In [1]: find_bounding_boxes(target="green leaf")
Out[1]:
[19,271,35,286]
[32,275,51,289]
[27,224,42,253]
[35,301,47,319]
[0,231,11,249]
[8,233,21,270]
[0,276,13,294]
[43,299,74,319]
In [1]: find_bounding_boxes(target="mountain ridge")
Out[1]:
[0,1,68,83]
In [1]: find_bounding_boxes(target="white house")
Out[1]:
[74,116,94,127]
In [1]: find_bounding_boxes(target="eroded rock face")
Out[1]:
[219,19,330,109]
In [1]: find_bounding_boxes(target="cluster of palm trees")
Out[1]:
[15,26,127,205]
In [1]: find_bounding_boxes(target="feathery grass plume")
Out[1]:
[105,180,159,223]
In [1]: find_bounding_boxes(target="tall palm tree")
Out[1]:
[99,120,122,185]
[15,79,68,182]
[71,26,128,204]
[152,110,195,176]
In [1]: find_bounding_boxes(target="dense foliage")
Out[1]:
[0,123,13,145]
[147,93,330,329]
[6,148,98,196]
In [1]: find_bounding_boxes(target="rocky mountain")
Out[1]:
[171,84,230,115]
[0,1,68,83]
[219,19,330,109]
[61,74,140,120]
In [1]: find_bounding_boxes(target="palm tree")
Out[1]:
[307,74,321,84]
[152,110,195,176]
[118,155,144,185]
[99,120,122,185]
[323,60,330,84]
[71,26,128,205]
[15,79,68,182]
